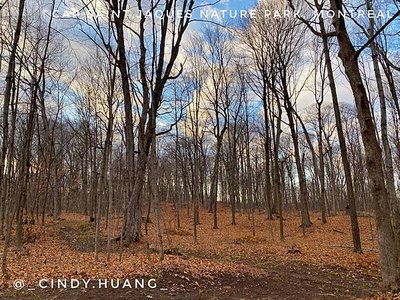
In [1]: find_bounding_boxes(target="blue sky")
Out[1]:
[216,0,258,10]
[189,0,259,27]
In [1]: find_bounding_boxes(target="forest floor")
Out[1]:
[0,204,396,299]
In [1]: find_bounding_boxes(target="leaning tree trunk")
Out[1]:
[330,0,400,290]
[284,99,311,228]
[294,110,324,223]
[317,10,362,253]
[380,54,400,249]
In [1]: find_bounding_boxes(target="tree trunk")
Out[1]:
[317,10,362,252]
[366,0,400,253]
[330,0,399,289]
[284,102,311,228]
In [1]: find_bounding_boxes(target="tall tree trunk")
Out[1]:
[366,0,400,252]
[284,101,311,227]
[273,102,284,240]
[209,137,223,229]
[262,88,273,220]
[112,0,139,243]
[1,0,26,275]
[317,104,327,224]
[317,10,362,253]
[294,110,324,223]
[330,0,399,289]
[150,137,164,261]
[95,86,115,260]
[381,54,400,249]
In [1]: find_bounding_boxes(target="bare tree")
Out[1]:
[328,0,400,290]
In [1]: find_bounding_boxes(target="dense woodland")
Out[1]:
[1,0,400,295]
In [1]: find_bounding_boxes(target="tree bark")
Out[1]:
[330,0,399,289]
[317,8,362,252]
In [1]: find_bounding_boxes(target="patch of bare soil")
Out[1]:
[0,261,380,300]
[57,221,105,253]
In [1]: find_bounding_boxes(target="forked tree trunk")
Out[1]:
[110,0,139,244]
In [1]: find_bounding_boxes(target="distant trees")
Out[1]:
[0,0,400,291]
[242,0,312,229]
[77,0,195,244]
[285,0,400,288]
[289,0,363,252]
[200,26,234,229]
[1,0,26,276]
[117,0,194,244]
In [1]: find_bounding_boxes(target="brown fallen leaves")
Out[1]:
[0,204,381,293]
[144,204,380,278]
